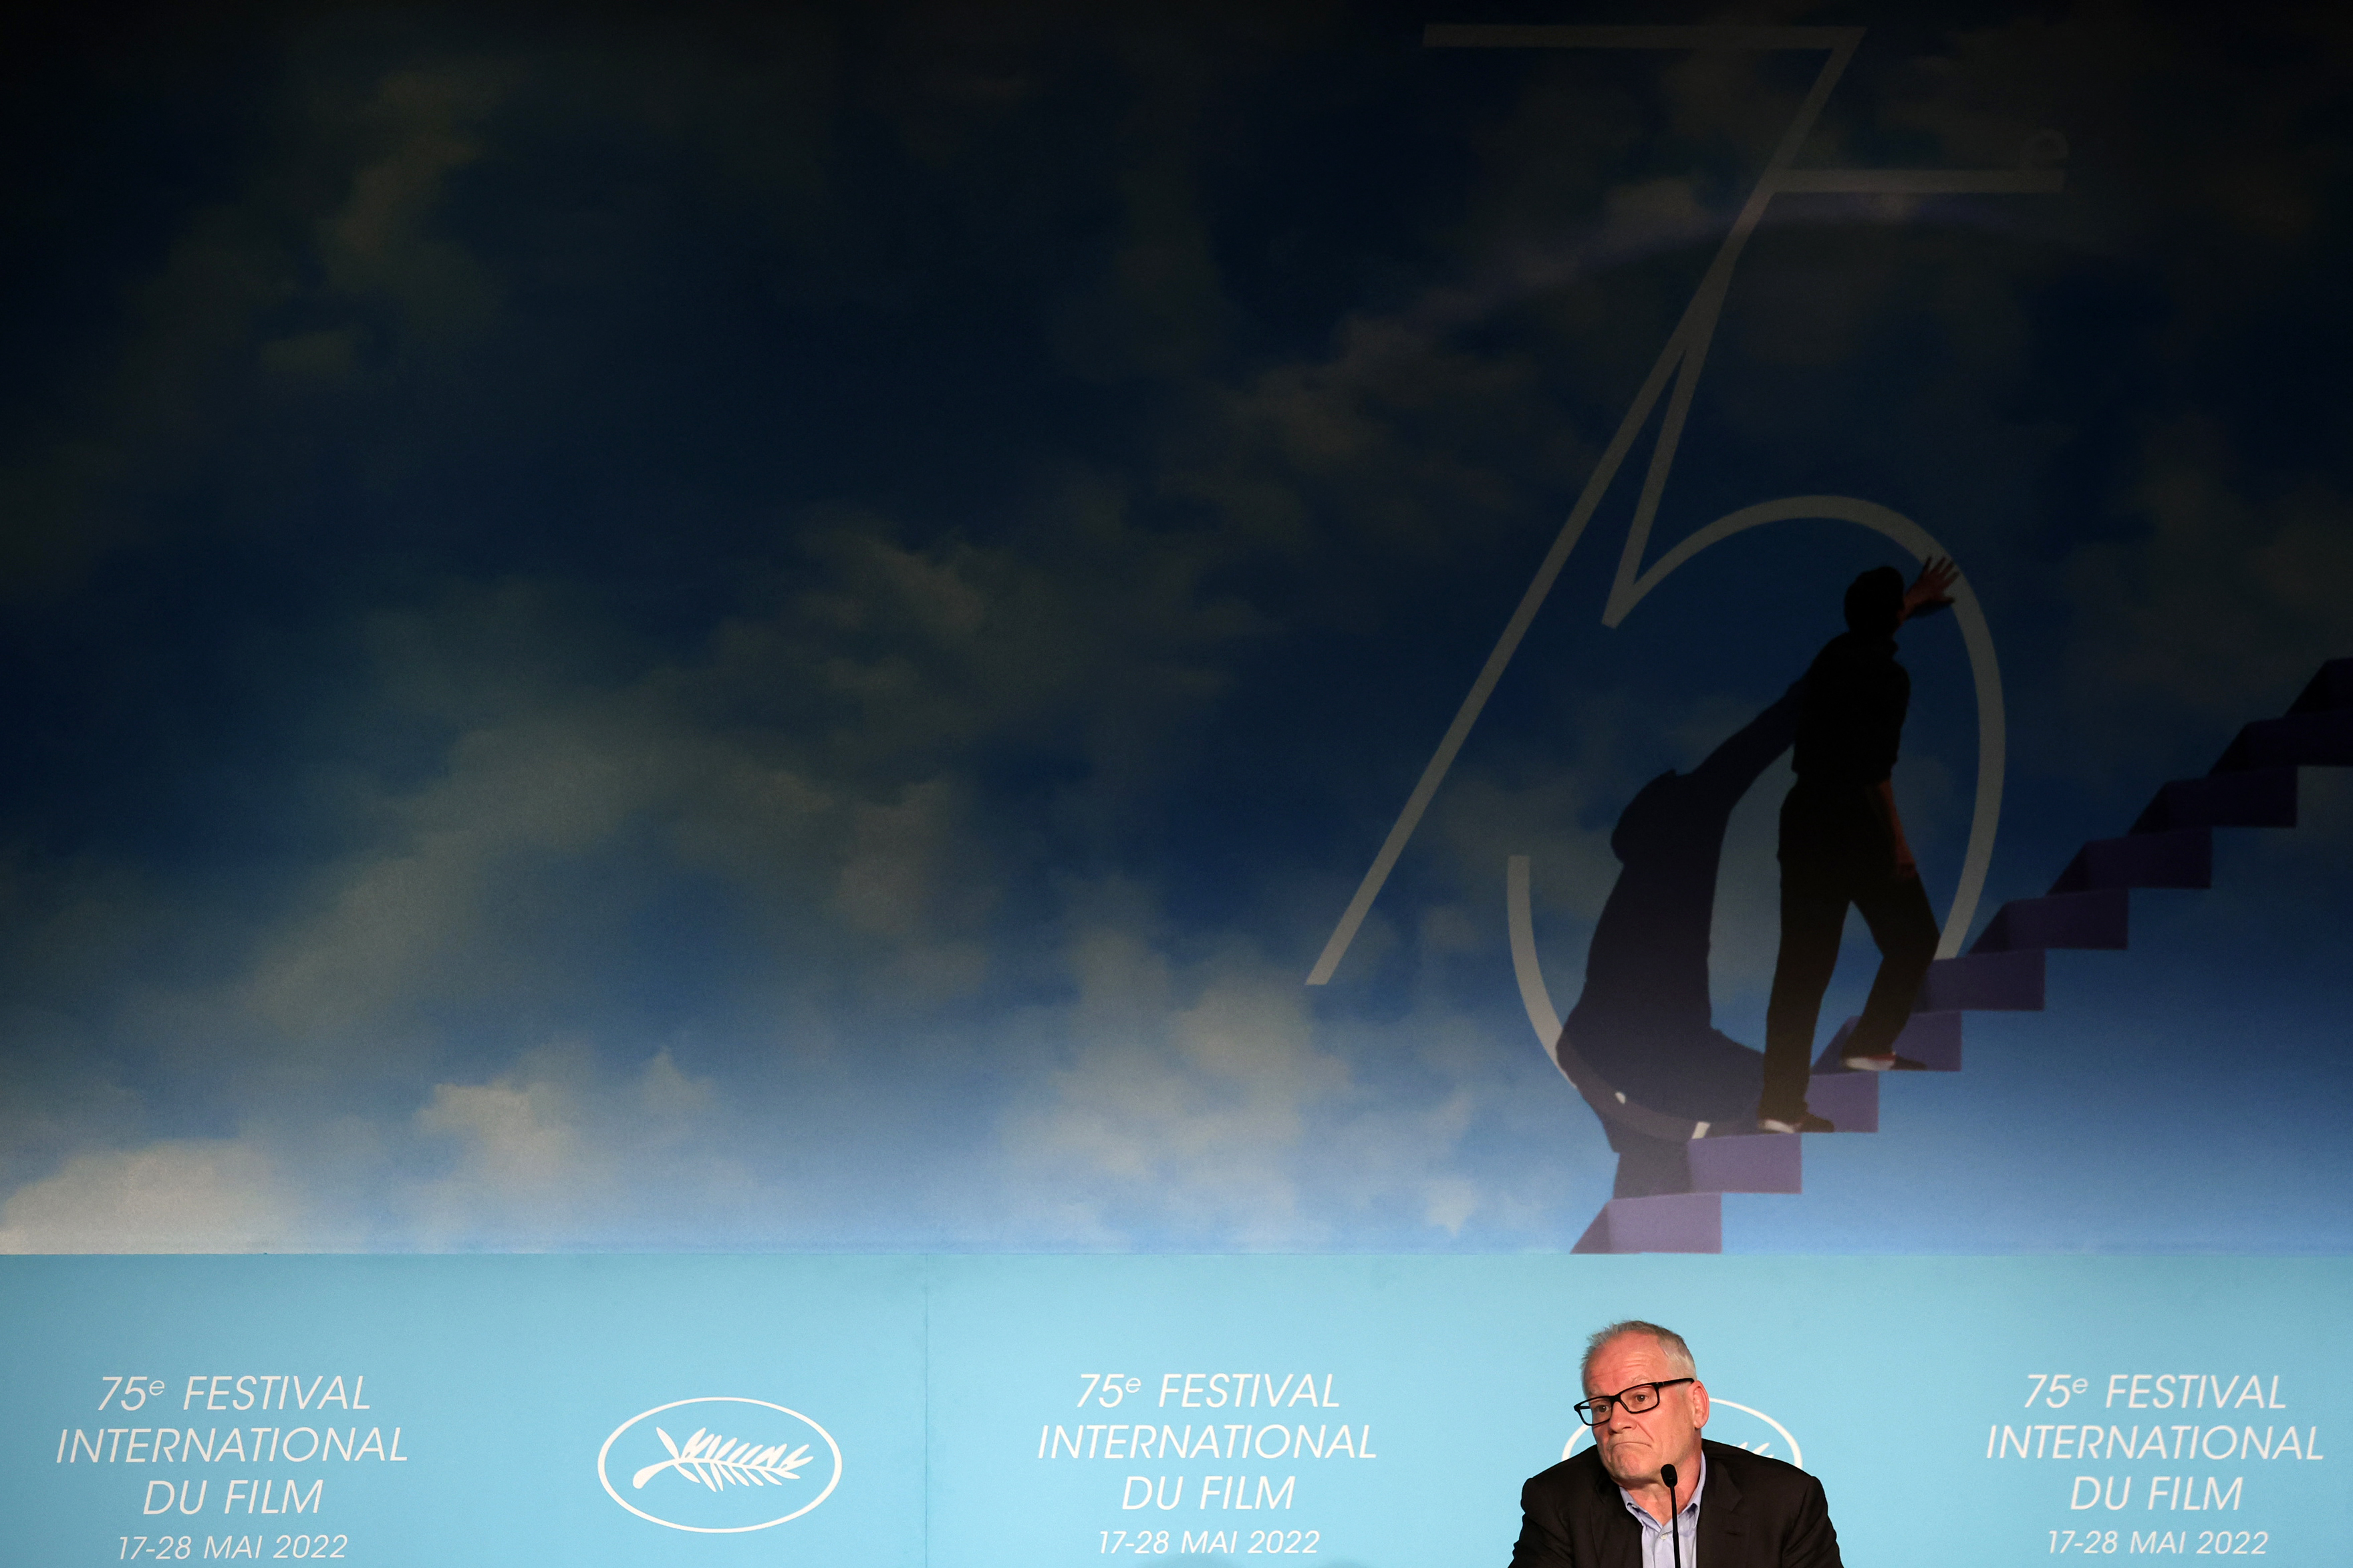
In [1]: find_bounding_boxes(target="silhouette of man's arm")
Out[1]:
[1900,557,1957,623]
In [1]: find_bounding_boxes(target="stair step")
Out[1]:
[2286,658,2353,715]
[1971,888,2129,952]
[2212,710,2353,771]
[1916,948,2045,1011]
[1570,663,2353,1257]
[1818,1010,1963,1071]
[2048,829,2212,893]
[1688,1134,1804,1194]
[1806,1070,1879,1132]
[2130,768,2298,832]
[1571,1193,1722,1254]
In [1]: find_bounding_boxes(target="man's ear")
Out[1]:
[1688,1381,1709,1430]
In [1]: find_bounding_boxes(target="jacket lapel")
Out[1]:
[1592,1458,1647,1568]
[1697,1445,1746,1567]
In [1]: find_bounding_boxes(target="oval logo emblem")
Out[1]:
[1562,1398,1802,1468]
[597,1396,843,1533]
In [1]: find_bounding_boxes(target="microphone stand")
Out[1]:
[1659,1462,1684,1568]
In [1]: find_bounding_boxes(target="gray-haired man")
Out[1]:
[1509,1321,1842,1567]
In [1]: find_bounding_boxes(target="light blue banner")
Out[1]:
[5,1257,2345,1565]
[7,1257,931,1567]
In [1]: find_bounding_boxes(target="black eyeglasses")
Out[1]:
[1573,1378,1694,1426]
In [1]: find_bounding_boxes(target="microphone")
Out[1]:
[1659,1463,1684,1568]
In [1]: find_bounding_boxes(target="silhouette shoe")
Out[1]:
[1842,1052,1927,1071]
[1757,1112,1835,1134]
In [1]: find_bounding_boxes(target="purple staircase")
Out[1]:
[1574,1193,1722,1254]
[1574,657,2353,1251]
[1914,947,2045,1009]
[1970,888,2128,953]
[1822,1009,1963,1070]
[2130,767,2296,832]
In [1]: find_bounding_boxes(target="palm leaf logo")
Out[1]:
[632,1426,815,1492]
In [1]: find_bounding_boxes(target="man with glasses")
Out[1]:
[1508,1321,1842,1566]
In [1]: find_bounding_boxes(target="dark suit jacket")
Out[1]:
[1509,1440,1842,1567]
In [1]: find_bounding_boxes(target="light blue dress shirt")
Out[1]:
[1618,1452,1703,1568]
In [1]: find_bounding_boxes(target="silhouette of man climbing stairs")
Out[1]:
[1509,657,2353,1253]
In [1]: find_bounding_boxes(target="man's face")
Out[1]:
[1584,1333,1708,1491]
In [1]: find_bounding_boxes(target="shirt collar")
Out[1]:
[1617,1449,1704,1531]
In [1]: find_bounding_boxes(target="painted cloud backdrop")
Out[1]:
[3,1,2350,1252]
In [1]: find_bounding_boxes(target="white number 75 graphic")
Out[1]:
[1308,24,2064,985]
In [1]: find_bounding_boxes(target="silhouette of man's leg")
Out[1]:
[1843,871,1939,1058]
[1762,871,1846,1122]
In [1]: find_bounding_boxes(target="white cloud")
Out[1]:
[0,1139,322,1254]
[418,1074,584,1201]
[408,1045,735,1247]
[1000,915,1526,1248]
[209,462,1283,1048]
[1422,1174,1481,1237]
[1006,933,1335,1244]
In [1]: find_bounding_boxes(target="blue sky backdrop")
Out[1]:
[3,0,2350,1253]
